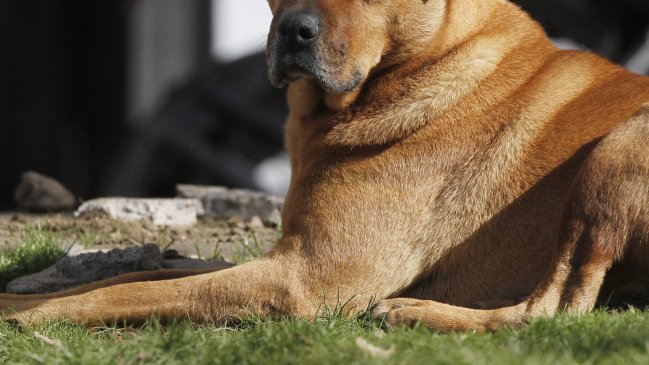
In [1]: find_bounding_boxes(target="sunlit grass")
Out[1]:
[3,310,649,364]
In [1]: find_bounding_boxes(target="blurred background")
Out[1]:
[1,0,648,209]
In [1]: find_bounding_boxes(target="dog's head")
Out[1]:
[266,0,443,95]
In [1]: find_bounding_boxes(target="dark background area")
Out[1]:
[1,0,649,209]
[0,2,129,205]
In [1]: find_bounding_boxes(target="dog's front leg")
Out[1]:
[1,256,316,326]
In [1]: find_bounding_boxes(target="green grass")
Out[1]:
[0,227,67,291]
[2,310,649,364]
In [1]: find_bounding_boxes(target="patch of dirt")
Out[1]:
[0,212,280,263]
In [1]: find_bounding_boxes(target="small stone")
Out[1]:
[227,216,246,229]
[14,171,76,212]
[267,209,282,227]
[231,227,246,237]
[249,215,264,228]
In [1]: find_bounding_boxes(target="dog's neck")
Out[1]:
[316,0,503,112]
[287,0,553,148]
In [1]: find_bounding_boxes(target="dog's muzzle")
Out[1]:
[268,10,323,87]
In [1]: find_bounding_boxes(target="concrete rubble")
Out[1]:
[75,198,203,227]
[177,184,284,226]
[73,185,284,227]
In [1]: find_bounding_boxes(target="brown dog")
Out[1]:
[2,0,649,332]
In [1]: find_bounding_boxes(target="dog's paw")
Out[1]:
[371,298,427,328]
[4,314,29,328]
[1,300,48,327]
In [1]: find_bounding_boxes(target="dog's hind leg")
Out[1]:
[0,257,312,326]
[0,266,231,301]
[524,108,649,316]
[374,108,649,331]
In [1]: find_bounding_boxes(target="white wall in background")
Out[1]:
[212,0,273,62]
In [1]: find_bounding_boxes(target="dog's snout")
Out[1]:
[277,12,322,49]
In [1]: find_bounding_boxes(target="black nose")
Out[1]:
[276,12,322,50]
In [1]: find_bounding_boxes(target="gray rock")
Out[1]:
[14,171,76,212]
[6,244,234,294]
[177,185,284,226]
[75,198,202,227]
[57,244,163,282]
[6,266,79,295]
[6,244,163,294]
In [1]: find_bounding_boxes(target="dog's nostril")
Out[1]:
[298,26,316,41]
